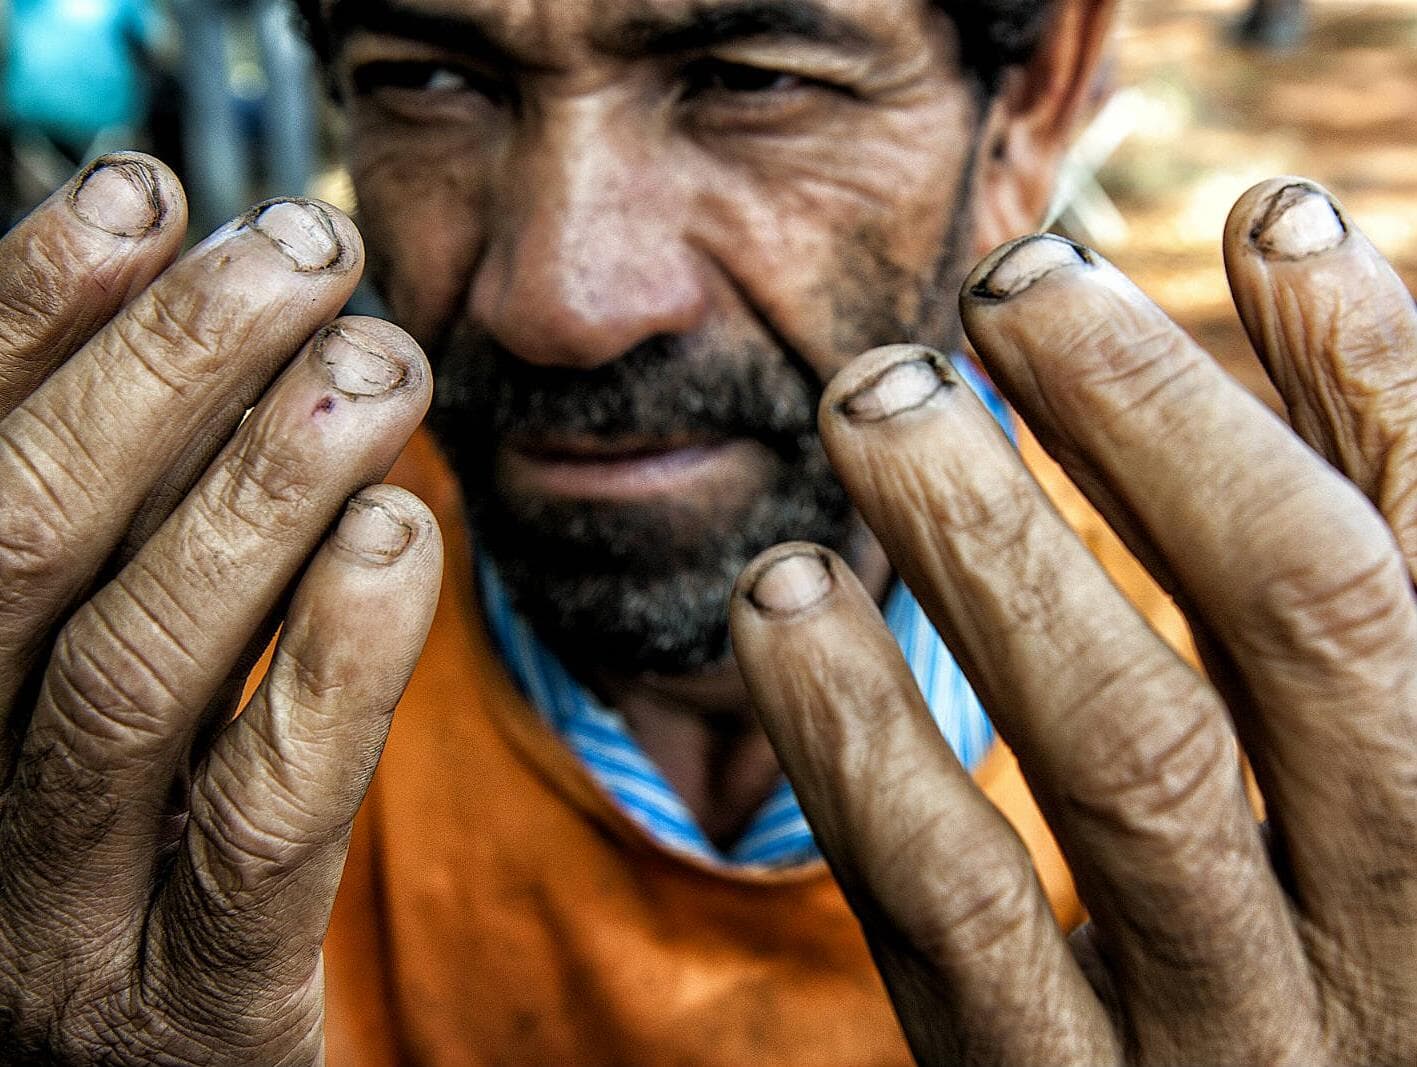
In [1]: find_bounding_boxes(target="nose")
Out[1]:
[471,103,710,370]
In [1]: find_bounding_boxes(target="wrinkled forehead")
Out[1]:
[321,0,931,64]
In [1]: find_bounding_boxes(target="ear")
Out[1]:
[971,0,1117,257]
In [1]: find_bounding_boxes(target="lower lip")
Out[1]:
[499,441,752,501]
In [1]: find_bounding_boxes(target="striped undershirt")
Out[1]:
[479,355,1012,869]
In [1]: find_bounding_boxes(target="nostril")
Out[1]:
[469,237,710,371]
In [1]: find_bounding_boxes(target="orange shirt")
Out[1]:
[320,425,1191,1066]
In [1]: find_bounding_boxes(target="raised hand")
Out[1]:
[0,155,442,1064]
[731,178,1417,1065]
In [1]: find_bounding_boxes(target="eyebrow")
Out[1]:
[603,0,872,56]
[325,0,514,65]
[324,0,871,63]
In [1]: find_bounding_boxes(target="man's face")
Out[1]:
[327,0,985,675]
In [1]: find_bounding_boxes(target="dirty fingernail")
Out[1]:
[840,352,953,423]
[250,199,342,271]
[315,328,408,397]
[748,549,833,616]
[334,494,414,563]
[1252,183,1347,259]
[72,156,162,237]
[970,234,1092,301]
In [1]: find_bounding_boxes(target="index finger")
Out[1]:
[808,344,1310,1061]
[0,197,364,714]
[961,233,1417,975]
[0,153,187,418]
[1223,179,1417,570]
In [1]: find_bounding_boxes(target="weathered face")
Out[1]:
[325,0,987,674]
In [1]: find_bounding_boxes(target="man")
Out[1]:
[1,2,1416,1066]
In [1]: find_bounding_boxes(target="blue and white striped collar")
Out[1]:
[477,354,1009,869]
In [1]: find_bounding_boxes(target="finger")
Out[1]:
[732,543,1115,1066]
[0,198,363,713]
[10,318,429,919]
[960,238,1417,960]
[150,486,440,1054]
[0,153,187,418]
[1223,178,1417,572]
[814,345,1318,1061]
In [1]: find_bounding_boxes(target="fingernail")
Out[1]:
[748,549,833,616]
[315,328,408,397]
[71,156,162,237]
[840,351,954,423]
[334,494,414,563]
[249,199,342,271]
[1252,183,1347,259]
[970,234,1091,301]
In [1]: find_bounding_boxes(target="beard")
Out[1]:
[426,329,855,676]
[420,184,976,678]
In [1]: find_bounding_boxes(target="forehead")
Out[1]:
[324,0,932,62]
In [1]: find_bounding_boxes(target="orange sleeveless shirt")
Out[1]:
[319,425,1191,1066]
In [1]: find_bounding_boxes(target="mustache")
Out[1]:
[430,331,823,446]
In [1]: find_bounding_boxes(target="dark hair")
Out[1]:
[941,0,1056,88]
[294,0,1056,92]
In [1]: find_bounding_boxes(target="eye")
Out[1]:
[680,59,804,99]
[350,60,509,108]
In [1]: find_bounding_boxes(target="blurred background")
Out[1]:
[0,0,1413,402]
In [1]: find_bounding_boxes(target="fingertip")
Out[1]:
[300,197,366,273]
[319,315,433,410]
[69,151,187,241]
[1227,176,1350,263]
[820,344,959,431]
[963,233,1096,306]
[239,196,364,275]
[734,541,840,620]
[331,484,441,572]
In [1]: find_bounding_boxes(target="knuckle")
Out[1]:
[0,734,119,893]
[268,644,351,708]
[0,426,93,599]
[1240,492,1413,666]
[187,764,310,903]
[1048,303,1205,424]
[1060,671,1233,833]
[0,225,93,347]
[105,285,243,399]
[934,463,1037,546]
[160,803,307,988]
[199,426,318,543]
[44,595,197,755]
[933,469,1067,633]
[0,498,70,605]
[891,841,1042,967]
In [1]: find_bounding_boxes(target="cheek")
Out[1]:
[690,93,978,382]
[348,126,487,344]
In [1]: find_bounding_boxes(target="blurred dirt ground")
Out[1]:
[1089,0,1417,408]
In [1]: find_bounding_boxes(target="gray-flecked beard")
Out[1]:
[426,332,854,676]
[420,177,975,679]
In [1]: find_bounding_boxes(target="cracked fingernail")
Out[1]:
[250,199,342,270]
[334,494,414,563]
[970,234,1092,300]
[315,328,408,397]
[71,156,162,237]
[840,350,954,423]
[748,549,833,616]
[1252,183,1347,259]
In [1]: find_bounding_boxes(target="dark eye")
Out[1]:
[681,59,803,98]
[350,60,508,107]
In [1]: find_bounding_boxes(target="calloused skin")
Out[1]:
[0,160,443,1063]
[0,5,1413,1067]
[731,181,1417,1064]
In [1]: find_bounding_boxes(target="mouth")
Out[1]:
[498,434,763,503]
